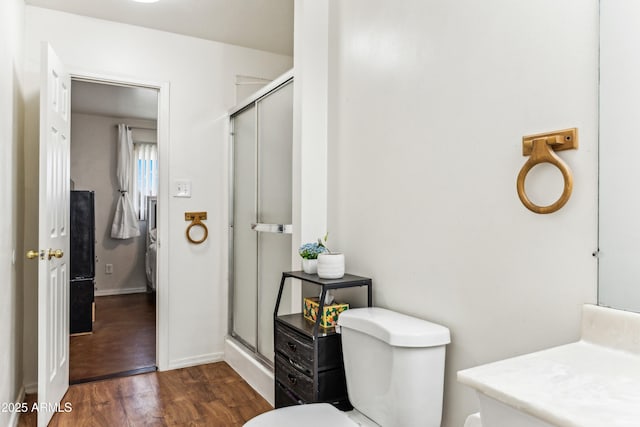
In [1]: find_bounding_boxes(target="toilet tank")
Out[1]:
[337,308,450,427]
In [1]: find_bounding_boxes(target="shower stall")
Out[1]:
[229,72,294,366]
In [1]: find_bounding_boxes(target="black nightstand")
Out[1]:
[273,271,372,409]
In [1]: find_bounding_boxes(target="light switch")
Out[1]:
[174,180,192,198]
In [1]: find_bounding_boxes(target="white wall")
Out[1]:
[293,0,330,249]
[599,0,640,313]
[0,0,25,424]
[71,113,156,295]
[22,6,292,384]
[322,1,598,426]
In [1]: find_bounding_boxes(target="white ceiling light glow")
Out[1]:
[132,0,159,3]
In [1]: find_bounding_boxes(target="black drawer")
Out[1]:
[275,355,349,406]
[275,380,303,408]
[275,323,313,373]
[275,354,314,402]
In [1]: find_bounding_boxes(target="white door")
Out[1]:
[37,43,71,427]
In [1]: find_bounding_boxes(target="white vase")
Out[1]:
[317,253,345,279]
[302,258,318,274]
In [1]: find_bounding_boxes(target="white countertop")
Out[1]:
[458,305,640,427]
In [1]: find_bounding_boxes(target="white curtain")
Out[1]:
[132,143,158,220]
[111,124,141,239]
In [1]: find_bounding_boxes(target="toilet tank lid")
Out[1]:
[337,307,451,347]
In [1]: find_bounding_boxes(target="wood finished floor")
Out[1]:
[70,293,156,383]
[18,362,273,427]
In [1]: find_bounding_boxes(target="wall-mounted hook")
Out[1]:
[516,128,578,214]
[185,211,208,244]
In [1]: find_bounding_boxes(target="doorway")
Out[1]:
[68,79,159,383]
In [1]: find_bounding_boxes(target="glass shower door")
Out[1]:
[231,104,258,350]
[231,79,293,365]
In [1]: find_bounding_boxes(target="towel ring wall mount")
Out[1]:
[185,211,208,244]
[516,128,578,214]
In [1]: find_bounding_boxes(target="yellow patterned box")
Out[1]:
[303,297,349,328]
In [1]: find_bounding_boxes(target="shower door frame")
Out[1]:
[228,70,294,368]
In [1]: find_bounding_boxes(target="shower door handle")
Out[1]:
[251,223,293,234]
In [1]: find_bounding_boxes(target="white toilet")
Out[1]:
[244,307,451,427]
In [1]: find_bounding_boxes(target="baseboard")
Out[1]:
[24,382,37,394]
[95,287,147,297]
[166,352,224,371]
[9,386,26,427]
[224,338,274,406]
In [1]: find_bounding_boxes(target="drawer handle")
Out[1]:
[287,374,298,385]
[287,342,297,352]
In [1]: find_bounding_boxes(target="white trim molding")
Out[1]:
[9,386,26,427]
[224,338,274,406]
[23,382,37,395]
[68,67,171,374]
[94,287,148,297]
[167,352,225,371]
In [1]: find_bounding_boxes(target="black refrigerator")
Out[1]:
[70,190,95,334]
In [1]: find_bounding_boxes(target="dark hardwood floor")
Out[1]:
[70,293,156,383]
[18,362,273,427]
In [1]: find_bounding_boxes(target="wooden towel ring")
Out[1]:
[516,137,574,214]
[185,212,208,244]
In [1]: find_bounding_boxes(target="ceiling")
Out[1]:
[25,0,294,56]
[71,80,159,120]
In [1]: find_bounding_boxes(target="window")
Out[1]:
[133,143,158,220]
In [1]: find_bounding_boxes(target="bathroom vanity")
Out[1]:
[273,271,372,410]
[458,305,640,427]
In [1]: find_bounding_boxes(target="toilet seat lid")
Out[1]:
[244,403,359,427]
